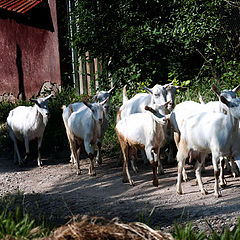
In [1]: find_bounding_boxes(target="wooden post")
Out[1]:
[86,52,91,95]
[82,54,87,94]
[94,58,99,91]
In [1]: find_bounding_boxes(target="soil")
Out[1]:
[0,151,240,236]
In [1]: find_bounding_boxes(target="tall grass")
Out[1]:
[0,193,50,239]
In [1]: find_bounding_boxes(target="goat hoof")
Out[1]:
[153,181,158,187]
[176,186,183,195]
[89,171,96,176]
[214,192,222,198]
[183,177,189,182]
[38,162,43,167]
[96,158,102,165]
[129,180,135,186]
[220,183,227,188]
[201,189,208,195]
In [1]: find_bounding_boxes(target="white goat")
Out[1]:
[62,98,109,175]
[198,85,240,180]
[116,84,169,172]
[199,85,240,113]
[7,94,52,167]
[62,88,114,165]
[115,103,169,186]
[172,85,240,182]
[118,83,181,173]
[117,84,168,122]
[176,95,240,197]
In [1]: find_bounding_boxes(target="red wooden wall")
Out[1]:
[0,0,61,100]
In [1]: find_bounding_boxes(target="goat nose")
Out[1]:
[46,113,51,118]
[99,118,103,123]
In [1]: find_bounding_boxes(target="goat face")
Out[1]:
[94,87,114,114]
[94,91,111,113]
[30,94,52,119]
[220,96,240,119]
[151,85,167,106]
[83,102,104,124]
[165,85,176,111]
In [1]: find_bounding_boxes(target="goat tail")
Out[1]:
[62,104,74,114]
[123,85,128,104]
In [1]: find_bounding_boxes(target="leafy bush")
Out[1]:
[173,222,206,240]
[0,194,49,239]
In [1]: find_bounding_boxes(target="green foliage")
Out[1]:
[173,221,206,240]
[0,194,48,239]
[70,0,240,89]
[139,206,156,226]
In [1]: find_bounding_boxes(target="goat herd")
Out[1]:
[6,83,240,198]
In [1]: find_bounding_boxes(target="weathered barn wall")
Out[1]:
[0,0,61,100]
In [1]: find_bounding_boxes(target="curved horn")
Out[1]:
[100,96,110,106]
[212,84,221,96]
[140,86,153,94]
[108,86,115,94]
[232,85,240,93]
[30,98,38,104]
[44,94,53,100]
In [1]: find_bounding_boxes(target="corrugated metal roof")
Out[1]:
[0,0,43,14]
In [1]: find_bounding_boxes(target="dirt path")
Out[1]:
[0,154,240,235]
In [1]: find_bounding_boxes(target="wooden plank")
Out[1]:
[86,52,91,95]
[82,54,87,94]
[94,58,99,90]
[79,56,84,95]
[90,56,95,93]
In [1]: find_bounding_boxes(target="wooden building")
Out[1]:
[0,0,61,100]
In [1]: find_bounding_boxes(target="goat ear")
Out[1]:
[220,96,230,107]
[100,96,110,106]
[30,98,38,104]
[108,86,115,94]
[82,101,93,110]
[232,85,240,93]
[212,84,221,96]
[140,86,153,94]
[164,100,171,108]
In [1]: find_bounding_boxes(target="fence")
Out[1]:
[72,52,112,95]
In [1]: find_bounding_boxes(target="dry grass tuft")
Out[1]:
[50,215,173,240]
